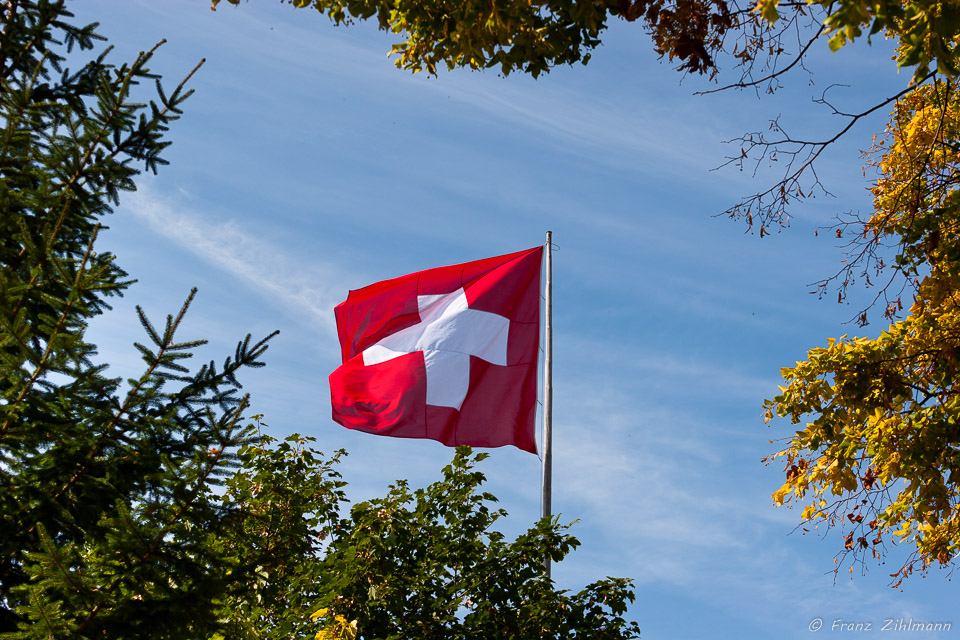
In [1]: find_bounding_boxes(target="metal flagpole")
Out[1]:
[542,230,553,577]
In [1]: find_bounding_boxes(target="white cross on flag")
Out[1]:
[329,247,542,453]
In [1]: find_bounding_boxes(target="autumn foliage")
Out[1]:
[765,81,960,582]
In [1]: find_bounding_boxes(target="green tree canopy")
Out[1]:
[212,0,960,82]
[313,448,640,640]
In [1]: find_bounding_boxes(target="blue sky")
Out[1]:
[74,1,958,638]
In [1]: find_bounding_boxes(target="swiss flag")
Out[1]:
[329,247,543,454]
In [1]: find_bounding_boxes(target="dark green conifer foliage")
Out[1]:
[0,2,283,636]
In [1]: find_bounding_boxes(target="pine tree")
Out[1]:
[0,2,288,635]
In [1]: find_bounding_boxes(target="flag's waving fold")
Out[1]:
[329,247,542,453]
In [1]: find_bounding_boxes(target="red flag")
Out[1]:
[329,247,543,454]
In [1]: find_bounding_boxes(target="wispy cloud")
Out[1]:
[424,76,727,176]
[122,184,348,336]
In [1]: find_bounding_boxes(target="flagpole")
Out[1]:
[542,230,553,578]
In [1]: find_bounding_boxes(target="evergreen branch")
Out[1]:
[24,292,274,550]
[135,305,163,348]
[35,289,201,517]
[0,1,20,80]
[73,397,252,636]
[4,47,204,329]
[0,0,52,84]
[26,585,61,636]
[0,42,45,168]
[0,224,101,439]
[170,397,250,525]
[33,524,87,608]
